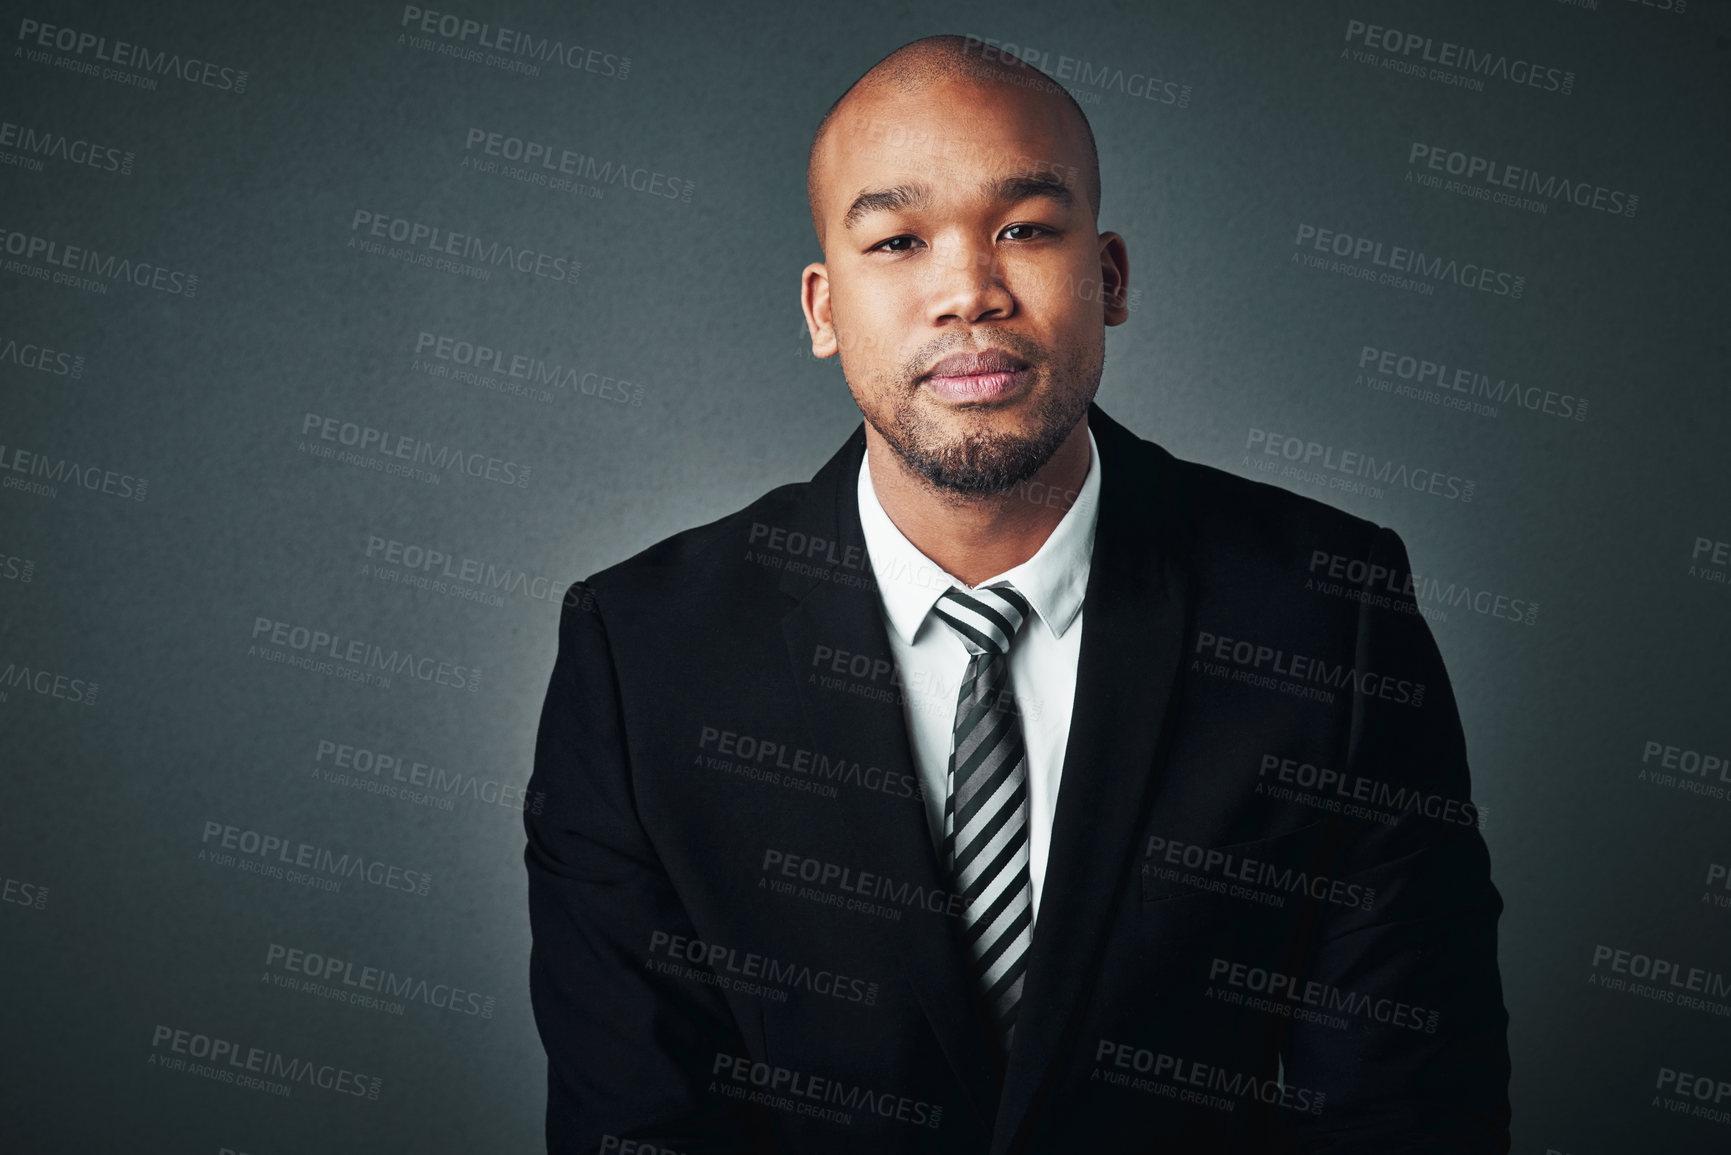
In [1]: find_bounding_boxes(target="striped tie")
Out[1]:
[932,583,1035,1058]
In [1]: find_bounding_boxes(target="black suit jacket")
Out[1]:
[524,404,1511,1154]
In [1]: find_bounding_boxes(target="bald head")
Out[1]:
[806,35,1102,250]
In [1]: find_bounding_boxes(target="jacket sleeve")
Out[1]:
[524,581,776,1153]
[1284,527,1512,1154]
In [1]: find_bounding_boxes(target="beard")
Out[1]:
[848,327,1101,497]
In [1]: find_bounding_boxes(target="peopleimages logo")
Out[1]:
[264,942,496,1018]
[462,128,694,202]
[398,6,629,79]
[1257,753,1484,828]
[648,930,880,1006]
[314,737,544,814]
[299,412,532,488]
[1407,142,1637,219]
[1655,1066,1731,1121]
[363,533,569,606]
[0,118,134,175]
[412,330,644,405]
[0,551,35,584]
[0,226,197,296]
[1690,536,1731,591]
[1293,224,1524,299]
[960,34,1191,108]
[15,17,250,93]
[1591,944,1731,997]
[1207,956,1439,1033]
[0,441,146,502]
[710,1053,943,1129]
[199,820,433,897]
[348,210,579,285]
[0,658,98,705]
[248,616,483,693]
[1358,344,1587,423]
[0,333,85,378]
[1095,1039,1326,1115]
[148,1025,380,1099]
[1637,738,1731,804]
[1342,18,1574,95]
[760,849,965,920]
[2,873,48,910]
[1145,833,1377,911]
[698,725,923,802]
[1245,428,1475,504]
[1307,548,1539,628]
[1192,627,1426,708]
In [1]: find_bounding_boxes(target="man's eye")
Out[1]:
[1001,224,1049,241]
[871,236,921,253]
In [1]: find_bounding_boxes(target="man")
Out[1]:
[525,34,1510,1154]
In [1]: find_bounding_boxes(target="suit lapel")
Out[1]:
[990,405,1195,1152]
[777,426,1003,1131]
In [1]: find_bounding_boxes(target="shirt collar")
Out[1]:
[856,424,1101,647]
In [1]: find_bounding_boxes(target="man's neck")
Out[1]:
[864,418,1092,588]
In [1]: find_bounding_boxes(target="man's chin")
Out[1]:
[861,375,1086,495]
[891,429,1057,497]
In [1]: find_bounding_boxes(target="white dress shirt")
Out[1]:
[856,426,1101,922]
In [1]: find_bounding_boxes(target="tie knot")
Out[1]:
[932,584,1030,656]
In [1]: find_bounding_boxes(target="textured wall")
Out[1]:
[3,1,1727,1152]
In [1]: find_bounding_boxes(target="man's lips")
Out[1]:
[924,349,1029,379]
[922,349,1031,402]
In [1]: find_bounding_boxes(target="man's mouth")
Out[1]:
[921,349,1031,403]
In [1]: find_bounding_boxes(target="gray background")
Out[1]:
[3,0,1728,1151]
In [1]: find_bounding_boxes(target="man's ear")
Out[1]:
[801,261,838,358]
[1098,231,1130,327]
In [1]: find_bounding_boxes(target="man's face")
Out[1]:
[804,76,1128,496]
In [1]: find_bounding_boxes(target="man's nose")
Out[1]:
[926,242,1014,324]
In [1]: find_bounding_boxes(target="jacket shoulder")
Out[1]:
[1175,450,1382,539]
[572,479,811,611]
[1134,438,1398,583]
[1092,408,1389,558]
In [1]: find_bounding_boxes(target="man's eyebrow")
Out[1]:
[842,183,931,230]
[839,172,1074,232]
[986,172,1074,209]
